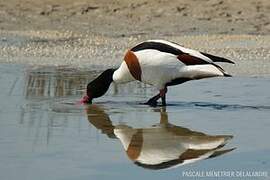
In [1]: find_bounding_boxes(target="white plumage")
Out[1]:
[114,124,233,169]
[113,40,231,90]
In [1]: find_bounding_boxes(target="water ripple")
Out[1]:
[167,101,270,111]
[92,100,270,112]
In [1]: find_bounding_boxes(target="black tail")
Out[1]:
[224,73,232,77]
[211,63,233,77]
[208,148,236,159]
[201,52,235,64]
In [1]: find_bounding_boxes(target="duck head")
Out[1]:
[81,68,116,104]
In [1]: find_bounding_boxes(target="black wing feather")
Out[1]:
[201,52,235,64]
[131,41,183,55]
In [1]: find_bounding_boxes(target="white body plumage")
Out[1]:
[113,40,230,90]
[84,39,234,105]
[114,124,233,169]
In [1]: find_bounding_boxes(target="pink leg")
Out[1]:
[159,87,168,106]
[144,87,168,107]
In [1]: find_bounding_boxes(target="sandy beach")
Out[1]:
[0,0,270,76]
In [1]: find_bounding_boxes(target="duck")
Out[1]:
[85,105,235,170]
[114,120,234,170]
[81,40,234,106]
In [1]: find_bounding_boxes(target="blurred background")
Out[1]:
[1,0,270,35]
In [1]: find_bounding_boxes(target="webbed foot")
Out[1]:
[143,99,158,107]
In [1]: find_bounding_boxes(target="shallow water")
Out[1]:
[0,64,269,180]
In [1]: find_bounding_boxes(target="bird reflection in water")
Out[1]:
[85,105,235,170]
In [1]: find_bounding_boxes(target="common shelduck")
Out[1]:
[81,40,234,106]
[86,105,235,170]
[114,123,234,170]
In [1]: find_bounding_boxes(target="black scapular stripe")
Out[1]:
[166,78,191,86]
[131,41,183,55]
[201,52,235,64]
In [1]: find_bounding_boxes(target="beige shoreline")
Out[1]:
[1,0,270,35]
[0,0,270,76]
[1,30,270,76]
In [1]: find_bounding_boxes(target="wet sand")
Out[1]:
[1,31,270,76]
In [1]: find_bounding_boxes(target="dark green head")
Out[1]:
[81,69,116,104]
